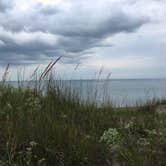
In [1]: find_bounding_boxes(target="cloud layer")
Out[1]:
[0,0,156,64]
[0,0,166,78]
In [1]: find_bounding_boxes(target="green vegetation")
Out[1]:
[0,63,166,165]
[0,79,166,166]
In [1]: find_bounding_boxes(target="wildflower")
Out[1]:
[25,96,41,111]
[137,138,150,146]
[7,103,12,110]
[125,121,134,129]
[29,141,38,147]
[61,114,67,119]
[38,158,46,165]
[26,147,32,151]
[100,128,121,147]
[145,129,163,136]
[85,134,91,140]
[145,129,157,135]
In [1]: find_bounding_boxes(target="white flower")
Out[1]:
[137,138,150,146]
[125,121,134,129]
[29,141,38,147]
[100,128,121,146]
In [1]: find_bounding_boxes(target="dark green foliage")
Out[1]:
[0,80,166,166]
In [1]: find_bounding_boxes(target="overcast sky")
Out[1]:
[0,0,166,79]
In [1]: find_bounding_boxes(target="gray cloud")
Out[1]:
[38,4,59,15]
[0,1,7,12]
[0,0,155,64]
[0,0,12,12]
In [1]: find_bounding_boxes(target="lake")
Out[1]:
[64,79,166,107]
[7,79,166,107]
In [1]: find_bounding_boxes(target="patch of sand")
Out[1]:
[156,104,166,114]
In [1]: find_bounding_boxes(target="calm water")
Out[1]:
[8,79,166,107]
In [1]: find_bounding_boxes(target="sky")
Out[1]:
[0,0,166,79]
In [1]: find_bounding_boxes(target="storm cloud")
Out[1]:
[0,1,8,12]
[0,0,155,64]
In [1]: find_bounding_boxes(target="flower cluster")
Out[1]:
[25,96,41,111]
[145,129,162,136]
[137,138,150,146]
[125,121,134,130]
[100,128,121,147]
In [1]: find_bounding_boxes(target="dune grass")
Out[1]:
[0,64,166,165]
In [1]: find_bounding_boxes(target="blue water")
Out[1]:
[7,79,166,107]
[65,79,166,106]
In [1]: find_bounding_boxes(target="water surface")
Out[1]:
[7,79,166,107]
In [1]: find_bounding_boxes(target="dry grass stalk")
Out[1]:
[98,66,104,80]
[40,61,54,80]
[41,56,62,79]
[74,63,81,71]
[30,65,40,80]
[2,64,10,84]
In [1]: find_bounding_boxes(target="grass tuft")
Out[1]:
[0,65,166,165]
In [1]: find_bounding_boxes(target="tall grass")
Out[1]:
[0,64,166,165]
